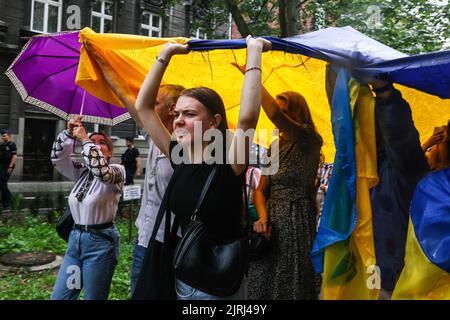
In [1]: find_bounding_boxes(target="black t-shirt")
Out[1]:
[167,141,246,242]
[121,147,140,172]
[0,141,17,168]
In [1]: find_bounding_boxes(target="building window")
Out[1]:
[140,11,162,37]
[91,0,113,33]
[30,0,62,33]
[191,28,207,39]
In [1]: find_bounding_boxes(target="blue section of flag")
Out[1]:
[410,168,450,273]
[188,26,450,99]
[310,67,357,273]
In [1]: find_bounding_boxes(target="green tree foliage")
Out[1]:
[190,0,231,39]
[185,0,449,53]
[191,0,280,38]
[307,0,450,54]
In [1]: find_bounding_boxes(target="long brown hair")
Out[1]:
[276,91,323,145]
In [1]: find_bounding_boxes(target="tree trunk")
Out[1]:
[278,0,287,37]
[223,0,251,37]
[286,0,299,36]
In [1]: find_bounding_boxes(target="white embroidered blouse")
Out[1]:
[51,130,125,225]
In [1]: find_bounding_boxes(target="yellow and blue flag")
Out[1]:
[311,67,379,300]
[392,168,450,299]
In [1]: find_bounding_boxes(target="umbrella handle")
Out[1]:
[73,89,87,153]
[80,90,86,117]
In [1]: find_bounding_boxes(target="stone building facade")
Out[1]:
[0,0,231,182]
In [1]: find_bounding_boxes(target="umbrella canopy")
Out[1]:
[5,31,130,126]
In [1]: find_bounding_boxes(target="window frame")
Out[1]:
[191,28,207,40]
[30,0,62,34]
[91,0,113,33]
[140,11,162,37]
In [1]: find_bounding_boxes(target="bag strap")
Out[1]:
[147,165,217,246]
[147,169,178,246]
[243,177,249,211]
[191,166,217,221]
[247,167,255,203]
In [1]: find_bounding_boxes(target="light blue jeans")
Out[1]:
[51,227,120,300]
[175,278,245,300]
[130,239,147,296]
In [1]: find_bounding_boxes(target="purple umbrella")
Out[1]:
[5,31,130,126]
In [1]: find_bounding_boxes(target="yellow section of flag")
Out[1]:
[392,220,450,300]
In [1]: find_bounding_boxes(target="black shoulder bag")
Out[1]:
[173,167,249,297]
[56,206,74,242]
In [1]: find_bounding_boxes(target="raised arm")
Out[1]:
[135,43,189,157]
[260,88,311,141]
[231,62,307,143]
[84,41,142,128]
[51,116,86,181]
[72,124,124,185]
[229,36,271,176]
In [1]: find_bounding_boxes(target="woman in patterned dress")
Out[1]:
[248,91,323,300]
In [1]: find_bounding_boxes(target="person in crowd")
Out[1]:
[248,89,323,299]
[129,85,184,295]
[369,78,430,299]
[131,36,271,300]
[121,137,141,185]
[0,129,17,210]
[50,116,125,300]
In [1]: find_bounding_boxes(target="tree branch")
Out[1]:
[223,0,251,37]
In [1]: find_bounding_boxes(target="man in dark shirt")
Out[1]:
[0,129,17,210]
[121,137,141,185]
[369,79,429,298]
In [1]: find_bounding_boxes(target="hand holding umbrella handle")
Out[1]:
[67,116,83,136]
[72,123,89,141]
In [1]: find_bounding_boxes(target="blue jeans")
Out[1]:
[51,227,120,300]
[130,240,147,296]
[175,279,245,300]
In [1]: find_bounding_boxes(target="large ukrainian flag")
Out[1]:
[392,168,450,299]
[75,27,450,163]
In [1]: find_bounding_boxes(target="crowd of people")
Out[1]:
[45,37,449,300]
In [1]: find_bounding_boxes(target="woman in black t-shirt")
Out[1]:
[133,36,271,300]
